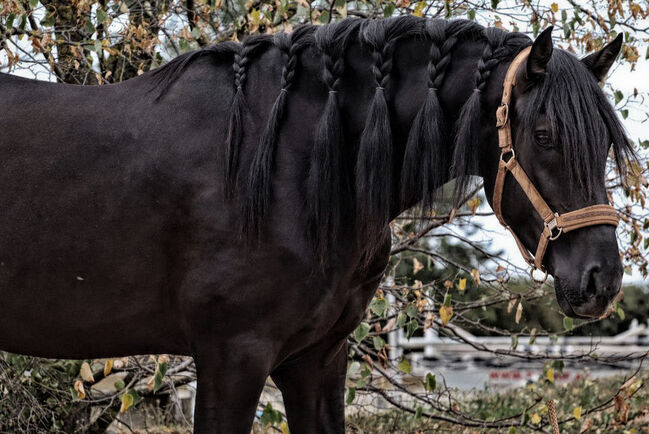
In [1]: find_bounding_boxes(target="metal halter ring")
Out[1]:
[545,213,563,241]
[529,266,549,284]
[500,148,516,163]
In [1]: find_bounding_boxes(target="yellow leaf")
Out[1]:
[515,302,523,324]
[413,257,424,274]
[546,368,555,383]
[104,359,113,376]
[531,412,541,424]
[468,197,481,215]
[458,278,467,292]
[440,305,453,326]
[120,392,134,413]
[574,406,582,420]
[471,269,481,286]
[281,421,290,434]
[80,362,94,383]
[74,380,85,400]
[550,2,558,12]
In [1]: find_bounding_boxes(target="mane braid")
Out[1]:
[400,19,449,211]
[308,19,362,263]
[450,28,531,205]
[224,35,274,198]
[355,16,424,261]
[244,26,315,239]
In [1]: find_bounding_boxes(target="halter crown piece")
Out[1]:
[493,46,620,281]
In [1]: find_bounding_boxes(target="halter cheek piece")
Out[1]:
[493,46,619,281]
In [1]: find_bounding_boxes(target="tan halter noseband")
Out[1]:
[493,46,619,280]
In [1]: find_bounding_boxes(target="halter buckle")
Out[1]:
[545,213,563,240]
[496,103,509,128]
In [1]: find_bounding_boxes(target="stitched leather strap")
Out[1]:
[492,47,619,272]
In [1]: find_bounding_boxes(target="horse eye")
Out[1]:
[534,131,552,148]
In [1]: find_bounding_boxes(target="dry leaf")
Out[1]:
[440,305,453,326]
[413,257,423,274]
[515,302,523,324]
[74,380,86,400]
[471,269,481,286]
[104,359,114,376]
[80,362,94,383]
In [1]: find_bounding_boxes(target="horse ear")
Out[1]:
[527,27,554,81]
[581,34,623,82]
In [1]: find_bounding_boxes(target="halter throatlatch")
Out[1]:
[493,46,619,281]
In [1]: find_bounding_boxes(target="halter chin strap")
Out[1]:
[493,46,619,275]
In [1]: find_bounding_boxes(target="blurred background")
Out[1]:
[0,0,647,432]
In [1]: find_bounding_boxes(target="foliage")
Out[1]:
[347,372,649,433]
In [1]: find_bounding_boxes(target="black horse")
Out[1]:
[0,16,632,433]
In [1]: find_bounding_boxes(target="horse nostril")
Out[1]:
[585,267,598,299]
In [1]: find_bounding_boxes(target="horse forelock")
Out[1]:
[519,50,634,199]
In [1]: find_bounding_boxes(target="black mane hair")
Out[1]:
[150,17,633,263]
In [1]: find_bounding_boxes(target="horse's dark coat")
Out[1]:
[0,16,631,433]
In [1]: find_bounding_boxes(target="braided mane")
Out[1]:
[150,16,632,263]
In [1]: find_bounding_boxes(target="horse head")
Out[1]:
[480,27,632,319]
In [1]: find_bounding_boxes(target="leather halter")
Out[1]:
[493,46,619,279]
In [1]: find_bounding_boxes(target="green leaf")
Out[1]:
[491,0,499,9]
[532,21,540,37]
[29,0,39,8]
[511,335,518,350]
[443,293,452,307]
[114,379,125,391]
[406,319,418,340]
[372,336,385,350]
[84,19,96,34]
[39,13,54,27]
[529,328,537,345]
[508,427,517,434]
[563,316,573,331]
[191,26,202,40]
[370,297,388,317]
[96,9,108,25]
[396,312,407,328]
[383,3,395,18]
[346,387,356,405]
[398,358,411,374]
[415,405,423,418]
[467,9,475,20]
[406,303,418,318]
[425,373,436,391]
[621,109,629,119]
[6,13,15,29]
[318,10,329,23]
[614,90,624,104]
[353,322,370,343]
[552,360,565,373]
